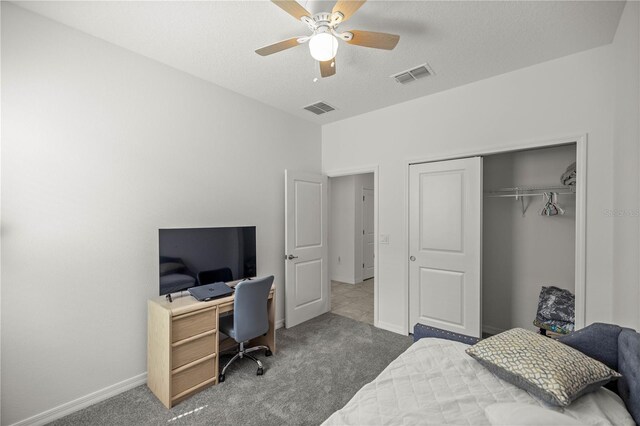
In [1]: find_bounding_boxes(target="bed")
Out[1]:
[323,323,640,425]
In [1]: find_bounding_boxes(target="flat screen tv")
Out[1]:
[158,226,256,295]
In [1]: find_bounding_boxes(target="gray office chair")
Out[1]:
[218,275,274,382]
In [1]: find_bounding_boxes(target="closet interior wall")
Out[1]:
[482,144,577,334]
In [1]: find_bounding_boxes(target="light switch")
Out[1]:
[379,234,390,244]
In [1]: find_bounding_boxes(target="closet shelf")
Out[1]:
[484,186,575,199]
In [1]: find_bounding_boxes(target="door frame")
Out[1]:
[361,186,375,281]
[405,134,587,335]
[325,165,379,327]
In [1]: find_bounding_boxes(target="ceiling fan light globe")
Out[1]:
[309,33,338,62]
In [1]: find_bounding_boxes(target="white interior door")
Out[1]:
[409,157,483,338]
[362,188,375,280]
[284,170,329,328]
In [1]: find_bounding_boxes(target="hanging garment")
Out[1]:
[540,192,565,216]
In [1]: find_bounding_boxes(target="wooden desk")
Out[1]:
[147,281,276,408]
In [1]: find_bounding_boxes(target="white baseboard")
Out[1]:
[10,372,147,426]
[331,278,356,285]
[482,324,506,336]
[376,320,407,335]
[11,316,300,426]
[12,318,286,426]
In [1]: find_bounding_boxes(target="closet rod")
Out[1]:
[486,192,575,198]
[484,186,575,198]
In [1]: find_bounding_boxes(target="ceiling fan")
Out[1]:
[256,0,400,78]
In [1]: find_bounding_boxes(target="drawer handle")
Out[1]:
[173,306,216,320]
[172,329,216,348]
[172,377,217,402]
[172,353,216,375]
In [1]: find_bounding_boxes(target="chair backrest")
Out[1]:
[197,267,233,285]
[233,275,274,342]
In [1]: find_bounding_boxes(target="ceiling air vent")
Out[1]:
[392,63,434,85]
[304,101,336,115]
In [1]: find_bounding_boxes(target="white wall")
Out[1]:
[611,1,640,330]
[483,145,576,333]
[323,45,616,334]
[0,4,320,425]
[329,174,374,284]
[329,175,356,283]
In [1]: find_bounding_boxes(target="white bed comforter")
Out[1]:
[322,338,634,426]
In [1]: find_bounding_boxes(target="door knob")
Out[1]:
[286,254,299,260]
[409,256,416,261]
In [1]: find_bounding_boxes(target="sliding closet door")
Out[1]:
[409,157,483,338]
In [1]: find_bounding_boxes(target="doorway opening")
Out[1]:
[329,172,375,325]
[482,144,577,337]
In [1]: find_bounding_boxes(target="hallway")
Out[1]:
[330,280,374,325]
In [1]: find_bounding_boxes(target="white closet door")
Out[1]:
[409,157,483,338]
[284,170,329,328]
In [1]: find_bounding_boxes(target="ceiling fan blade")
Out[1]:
[272,0,312,20]
[332,0,366,22]
[255,38,302,56]
[346,30,400,50]
[320,59,336,78]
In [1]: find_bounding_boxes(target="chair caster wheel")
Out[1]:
[265,349,273,357]
[257,368,264,376]
[219,374,225,383]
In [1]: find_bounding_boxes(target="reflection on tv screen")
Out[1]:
[158,226,256,295]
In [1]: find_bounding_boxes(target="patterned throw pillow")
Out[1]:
[465,328,621,407]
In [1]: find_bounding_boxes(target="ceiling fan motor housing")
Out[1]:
[313,12,333,25]
[303,12,344,34]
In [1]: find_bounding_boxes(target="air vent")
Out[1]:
[304,101,336,115]
[392,63,434,85]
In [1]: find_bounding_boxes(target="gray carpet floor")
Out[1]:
[50,313,412,426]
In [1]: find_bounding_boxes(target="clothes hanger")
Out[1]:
[540,192,564,216]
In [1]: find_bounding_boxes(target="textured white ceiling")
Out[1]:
[14,1,625,124]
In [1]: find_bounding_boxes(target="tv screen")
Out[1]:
[158,226,256,295]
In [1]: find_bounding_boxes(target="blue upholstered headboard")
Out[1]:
[558,323,640,425]
[413,322,640,425]
[619,329,640,425]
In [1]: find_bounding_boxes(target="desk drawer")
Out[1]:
[172,307,216,343]
[172,331,216,370]
[172,356,216,397]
